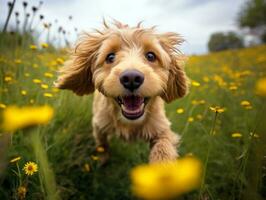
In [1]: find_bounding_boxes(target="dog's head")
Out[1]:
[56,21,189,121]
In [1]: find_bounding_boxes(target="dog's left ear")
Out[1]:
[159,32,189,103]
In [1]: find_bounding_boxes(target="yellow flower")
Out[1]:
[41,84,49,89]
[255,78,266,97]
[14,59,22,64]
[29,45,37,50]
[4,76,12,82]
[203,76,209,82]
[23,161,38,176]
[196,114,203,120]
[176,108,184,114]
[41,43,49,48]
[10,156,21,163]
[30,99,35,104]
[21,90,27,96]
[24,73,30,77]
[188,117,194,122]
[56,58,65,65]
[231,133,242,138]
[83,163,90,172]
[131,157,202,200]
[229,85,238,91]
[91,155,99,161]
[44,72,54,78]
[0,103,7,109]
[96,146,105,153]
[44,93,53,98]
[209,106,225,113]
[1,105,54,132]
[33,79,42,84]
[17,186,27,199]
[191,81,200,87]
[240,100,251,107]
[52,87,59,93]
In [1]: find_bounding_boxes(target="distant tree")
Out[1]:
[208,32,244,52]
[237,0,266,43]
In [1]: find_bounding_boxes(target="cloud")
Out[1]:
[0,0,245,54]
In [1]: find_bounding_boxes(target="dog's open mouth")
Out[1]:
[116,95,149,120]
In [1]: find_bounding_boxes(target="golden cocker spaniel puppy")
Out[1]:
[56,21,189,163]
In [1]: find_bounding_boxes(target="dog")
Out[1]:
[55,21,189,163]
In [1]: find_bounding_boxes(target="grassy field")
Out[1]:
[0,35,266,200]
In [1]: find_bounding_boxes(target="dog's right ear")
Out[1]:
[55,33,103,95]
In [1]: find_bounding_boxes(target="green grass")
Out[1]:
[0,34,266,200]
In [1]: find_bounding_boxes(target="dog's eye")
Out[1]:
[105,53,115,64]
[145,52,156,62]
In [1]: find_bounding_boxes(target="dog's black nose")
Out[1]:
[120,70,144,91]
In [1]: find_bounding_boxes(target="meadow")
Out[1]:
[0,32,266,199]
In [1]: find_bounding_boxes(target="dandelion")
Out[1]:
[188,117,194,122]
[41,84,49,89]
[56,58,64,65]
[255,78,266,97]
[21,90,27,96]
[43,93,53,98]
[240,100,252,109]
[41,43,48,48]
[191,81,200,87]
[44,72,54,78]
[229,85,238,91]
[231,133,242,138]
[29,45,37,50]
[4,76,12,82]
[23,161,38,176]
[209,106,225,113]
[91,155,99,161]
[176,108,184,114]
[1,105,54,132]
[33,79,42,84]
[96,146,105,153]
[17,186,27,199]
[10,156,21,163]
[0,103,7,109]
[131,157,202,200]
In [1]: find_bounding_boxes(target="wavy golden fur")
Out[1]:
[56,21,189,163]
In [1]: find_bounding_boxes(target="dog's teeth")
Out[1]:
[121,103,144,114]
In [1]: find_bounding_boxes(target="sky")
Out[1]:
[1,0,246,54]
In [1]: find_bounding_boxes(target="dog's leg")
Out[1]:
[149,130,180,163]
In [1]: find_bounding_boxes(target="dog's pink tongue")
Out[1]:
[122,96,144,110]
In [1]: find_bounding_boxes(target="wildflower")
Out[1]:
[33,79,42,84]
[176,108,184,114]
[21,90,27,96]
[209,106,225,113]
[83,163,90,172]
[41,84,49,89]
[131,157,202,200]
[191,81,200,87]
[240,100,252,109]
[10,156,21,163]
[96,146,105,153]
[231,133,242,138]
[4,76,12,82]
[255,78,266,97]
[23,161,38,176]
[44,72,54,78]
[14,59,22,64]
[17,186,27,199]
[56,58,64,65]
[52,88,59,93]
[41,43,49,48]
[229,85,238,91]
[196,114,203,120]
[24,73,30,77]
[29,45,37,50]
[1,105,54,132]
[43,93,53,98]
[0,103,7,109]
[91,155,99,161]
[188,117,194,122]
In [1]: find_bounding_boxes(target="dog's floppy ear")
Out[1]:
[159,32,189,103]
[55,33,103,95]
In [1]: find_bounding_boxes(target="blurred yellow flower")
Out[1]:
[33,79,42,84]
[176,108,184,114]
[231,133,242,138]
[203,76,209,82]
[52,87,59,93]
[30,99,35,104]
[196,114,203,120]
[191,81,200,87]
[21,90,27,96]
[29,45,37,50]
[229,85,238,91]
[188,117,194,122]
[14,59,22,64]
[209,106,225,113]
[0,103,7,109]
[131,157,202,200]
[17,186,27,199]
[255,78,266,97]
[240,100,252,109]
[24,73,30,77]
[91,155,99,161]
[41,43,49,49]
[10,156,21,163]
[23,161,38,176]
[41,84,49,89]
[32,64,38,68]
[4,76,12,82]
[83,163,90,172]
[44,93,53,98]
[44,72,54,78]
[56,58,65,65]
[1,105,54,132]
[96,146,105,153]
